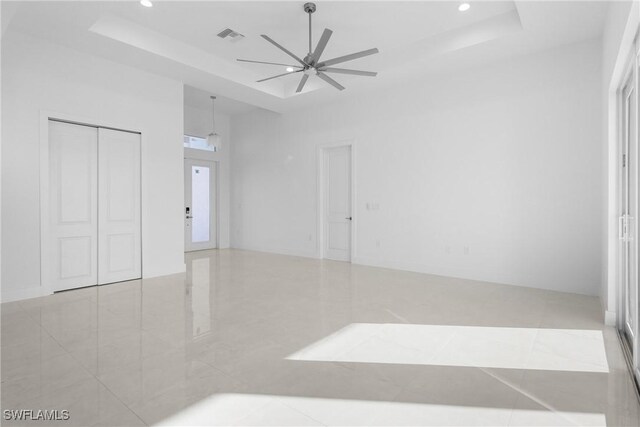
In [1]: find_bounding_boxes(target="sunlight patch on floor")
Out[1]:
[154,393,606,426]
[286,323,609,373]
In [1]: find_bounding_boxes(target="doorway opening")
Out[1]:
[616,34,640,392]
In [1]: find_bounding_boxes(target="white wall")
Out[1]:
[231,39,603,296]
[184,104,231,248]
[1,32,185,302]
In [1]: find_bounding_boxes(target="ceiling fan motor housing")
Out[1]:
[304,3,316,14]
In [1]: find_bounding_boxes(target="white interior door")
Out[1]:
[619,51,640,381]
[617,34,640,394]
[619,66,638,353]
[323,145,352,262]
[48,121,98,291]
[97,128,142,285]
[185,159,217,252]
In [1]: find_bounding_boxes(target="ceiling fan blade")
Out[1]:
[257,69,302,83]
[237,59,303,68]
[310,28,333,64]
[261,35,308,67]
[317,72,345,91]
[296,74,310,93]
[318,48,379,67]
[320,67,377,77]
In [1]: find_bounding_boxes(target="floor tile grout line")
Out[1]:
[90,368,150,427]
[276,398,330,427]
[479,364,583,426]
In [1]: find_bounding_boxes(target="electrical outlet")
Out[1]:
[464,246,469,255]
[376,240,380,248]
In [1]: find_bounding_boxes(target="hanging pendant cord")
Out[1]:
[211,96,216,133]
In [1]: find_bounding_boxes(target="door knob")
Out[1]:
[346,217,352,220]
[186,215,193,219]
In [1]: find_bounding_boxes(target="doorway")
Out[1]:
[320,144,353,262]
[184,158,218,252]
[620,64,637,355]
[46,119,142,292]
[618,40,640,387]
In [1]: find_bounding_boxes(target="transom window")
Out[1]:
[184,135,218,152]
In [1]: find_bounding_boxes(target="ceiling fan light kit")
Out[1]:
[237,2,379,93]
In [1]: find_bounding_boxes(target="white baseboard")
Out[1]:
[142,263,186,279]
[605,310,617,326]
[2,286,50,303]
[352,255,600,297]
[2,262,187,304]
[352,256,443,277]
[232,244,319,260]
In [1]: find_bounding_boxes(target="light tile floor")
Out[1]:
[1,249,639,426]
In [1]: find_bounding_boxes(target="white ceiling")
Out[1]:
[3,1,609,114]
[184,85,257,115]
[111,1,517,70]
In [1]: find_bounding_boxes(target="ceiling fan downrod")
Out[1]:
[304,2,316,57]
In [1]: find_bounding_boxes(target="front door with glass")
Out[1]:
[185,159,217,252]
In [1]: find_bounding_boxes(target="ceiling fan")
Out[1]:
[237,2,379,93]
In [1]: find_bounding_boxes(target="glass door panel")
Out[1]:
[184,158,217,252]
[191,165,211,243]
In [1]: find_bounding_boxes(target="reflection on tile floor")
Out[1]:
[1,249,639,426]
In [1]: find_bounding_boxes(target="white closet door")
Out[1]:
[49,121,98,291]
[98,128,141,285]
[323,145,352,262]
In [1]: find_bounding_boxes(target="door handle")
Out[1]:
[346,217,352,220]
[620,215,634,241]
[620,216,625,240]
[186,215,193,219]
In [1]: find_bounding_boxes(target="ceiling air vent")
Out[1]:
[217,28,245,43]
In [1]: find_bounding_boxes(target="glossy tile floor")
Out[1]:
[2,249,640,426]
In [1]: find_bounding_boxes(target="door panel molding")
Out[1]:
[58,236,93,280]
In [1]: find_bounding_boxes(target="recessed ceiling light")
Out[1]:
[286,67,295,72]
[140,0,153,8]
[458,3,470,12]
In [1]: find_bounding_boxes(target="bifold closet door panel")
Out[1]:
[49,121,99,291]
[97,128,142,285]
